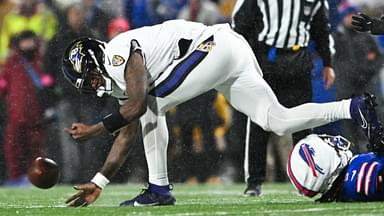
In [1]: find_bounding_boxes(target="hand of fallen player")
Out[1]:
[64,122,104,141]
[65,183,102,207]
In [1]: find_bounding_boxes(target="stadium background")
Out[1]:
[0,0,384,190]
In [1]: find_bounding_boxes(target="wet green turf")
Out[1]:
[0,183,382,216]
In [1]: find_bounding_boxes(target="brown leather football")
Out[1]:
[27,157,60,189]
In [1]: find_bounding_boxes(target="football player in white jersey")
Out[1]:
[62,19,382,207]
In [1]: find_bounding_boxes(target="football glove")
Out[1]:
[352,13,384,35]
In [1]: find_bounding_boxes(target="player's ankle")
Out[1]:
[148,183,171,196]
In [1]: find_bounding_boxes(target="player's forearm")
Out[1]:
[119,97,147,123]
[99,120,139,180]
[90,122,108,137]
[99,140,129,180]
[101,96,146,134]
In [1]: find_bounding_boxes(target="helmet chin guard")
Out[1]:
[96,75,113,97]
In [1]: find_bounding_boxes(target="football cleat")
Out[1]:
[119,185,176,207]
[367,123,384,155]
[350,93,384,153]
[243,184,262,197]
[350,93,378,138]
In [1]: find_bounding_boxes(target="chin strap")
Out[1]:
[96,75,113,97]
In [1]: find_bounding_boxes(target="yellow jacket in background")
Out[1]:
[0,9,57,64]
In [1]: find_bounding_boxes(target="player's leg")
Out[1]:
[213,28,353,135]
[150,26,348,146]
[216,28,382,138]
[244,117,269,196]
[218,66,352,135]
[141,107,169,187]
[120,104,175,207]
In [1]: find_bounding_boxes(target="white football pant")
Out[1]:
[140,25,351,186]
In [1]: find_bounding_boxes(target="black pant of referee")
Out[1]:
[240,42,313,196]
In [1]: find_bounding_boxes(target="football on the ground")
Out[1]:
[28,157,60,189]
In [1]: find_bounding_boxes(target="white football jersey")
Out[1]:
[102,20,227,104]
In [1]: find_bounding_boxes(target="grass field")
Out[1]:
[0,183,383,216]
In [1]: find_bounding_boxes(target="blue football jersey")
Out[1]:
[342,153,384,201]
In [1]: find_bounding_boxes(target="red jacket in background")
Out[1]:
[0,51,44,124]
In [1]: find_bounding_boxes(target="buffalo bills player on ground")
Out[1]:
[288,119,384,202]
[61,19,381,207]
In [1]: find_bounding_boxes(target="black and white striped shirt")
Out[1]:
[232,0,334,66]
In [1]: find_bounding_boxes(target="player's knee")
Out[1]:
[270,126,290,136]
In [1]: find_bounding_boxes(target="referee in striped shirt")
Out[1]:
[232,0,336,196]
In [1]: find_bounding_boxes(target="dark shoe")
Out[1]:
[119,185,176,207]
[243,184,262,197]
[368,126,384,154]
[350,93,379,138]
[350,93,384,153]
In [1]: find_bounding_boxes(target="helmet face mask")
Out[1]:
[318,134,351,152]
[62,38,113,97]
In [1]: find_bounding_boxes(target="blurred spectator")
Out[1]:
[44,3,108,184]
[0,30,54,186]
[333,1,383,152]
[156,0,187,22]
[218,0,235,18]
[99,0,125,18]
[81,0,112,40]
[0,0,14,40]
[0,0,15,185]
[328,0,343,32]
[349,0,384,8]
[0,0,57,64]
[177,0,222,25]
[125,0,159,28]
[107,17,130,40]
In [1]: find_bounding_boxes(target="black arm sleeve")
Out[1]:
[309,1,333,67]
[371,16,384,35]
[232,0,262,45]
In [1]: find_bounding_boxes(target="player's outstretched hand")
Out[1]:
[65,183,102,207]
[352,13,372,32]
[352,13,384,35]
[64,122,103,141]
